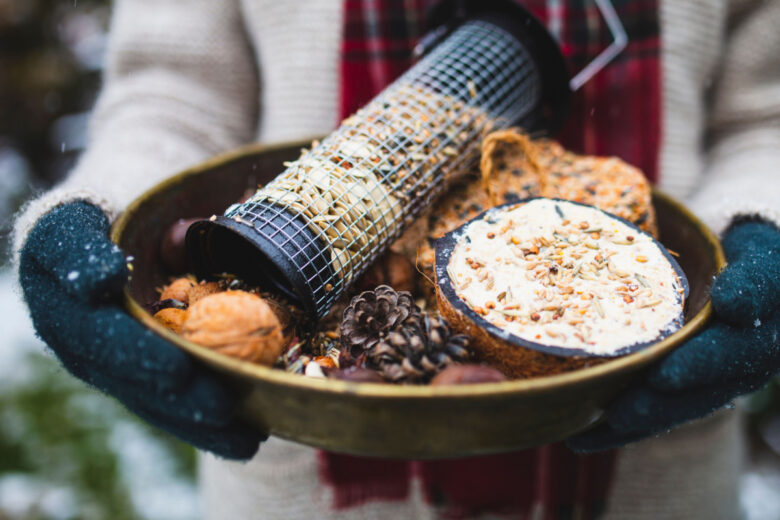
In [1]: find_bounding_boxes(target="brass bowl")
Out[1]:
[112,139,725,459]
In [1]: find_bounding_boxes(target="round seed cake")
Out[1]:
[444,198,685,356]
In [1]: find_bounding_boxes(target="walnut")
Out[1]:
[187,281,222,305]
[356,250,416,293]
[153,308,188,334]
[430,364,507,385]
[160,277,195,303]
[181,290,285,366]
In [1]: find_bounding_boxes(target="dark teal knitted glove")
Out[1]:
[568,220,780,452]
[19,201,264,459]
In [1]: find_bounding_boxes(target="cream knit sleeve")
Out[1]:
[12,0,259,262]
[687,0,780,235]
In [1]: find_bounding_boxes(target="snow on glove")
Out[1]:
[568,220,780,453]
[19,201,264,459]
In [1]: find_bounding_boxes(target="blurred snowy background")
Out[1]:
[0,1,778,519]
[0,1,198,519]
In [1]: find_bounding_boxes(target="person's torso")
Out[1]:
[242,0,728,200]
[209,2,739,519]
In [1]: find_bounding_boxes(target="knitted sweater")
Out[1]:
[10,0,780,252]
[12,0,780,518]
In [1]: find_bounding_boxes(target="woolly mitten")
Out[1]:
[19,201,264,459]
[568,220,780,452]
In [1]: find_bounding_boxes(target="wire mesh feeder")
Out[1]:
[188,14,569,320]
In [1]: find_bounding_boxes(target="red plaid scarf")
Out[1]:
[339,0,661,182]
[332,1,661,518]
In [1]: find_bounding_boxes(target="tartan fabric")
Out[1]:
[319,445,617,519]
[334,0,661,518]
[338,0,437,120]
[339,0,661,181]
[526,0,663,182]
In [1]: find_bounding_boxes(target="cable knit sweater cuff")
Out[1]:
[11,133,210,271]
[12,189,116,271]
[690,198,780,238]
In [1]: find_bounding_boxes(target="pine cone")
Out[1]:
[369,315,471,384]
[341,285,420,354]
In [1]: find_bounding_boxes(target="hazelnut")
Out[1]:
[430,364,508,386]
[187,281,222,305]
[330,367,385,383]
[160,277,195,303]
[153,307,188,334]
[181,291,284,366]
[160,218,201,274]
[357,250,416,293]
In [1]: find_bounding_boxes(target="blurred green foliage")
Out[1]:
[0,352,196,520]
